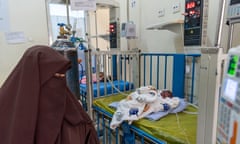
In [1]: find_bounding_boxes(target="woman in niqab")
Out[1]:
[0,45,99,144]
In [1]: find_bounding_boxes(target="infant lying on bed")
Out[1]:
[80,72,113,84]
[80,72,104,84]
[110,86,180,129]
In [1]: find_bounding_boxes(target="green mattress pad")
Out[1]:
[93,93,197,144]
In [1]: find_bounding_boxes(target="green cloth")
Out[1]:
[93,93,197,144]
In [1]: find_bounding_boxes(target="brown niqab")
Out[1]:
[0,45,99,144]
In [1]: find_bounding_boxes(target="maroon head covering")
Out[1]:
[0,45,99,144]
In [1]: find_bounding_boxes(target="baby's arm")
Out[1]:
[138,104,154,119]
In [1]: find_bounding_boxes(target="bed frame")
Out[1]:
[80,49,138,111]
[82,49,201,144]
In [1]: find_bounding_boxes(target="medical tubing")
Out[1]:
[182,102,198,115]
[106,76,129,96]
[175,113,191,144]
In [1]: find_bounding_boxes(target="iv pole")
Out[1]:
[127,0,130,50]
[65,0,72,31]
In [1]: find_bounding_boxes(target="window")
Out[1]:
[47,3,86,44]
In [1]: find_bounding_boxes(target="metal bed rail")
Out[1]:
[93,106,166,144]
[84,49,140,118]
[140,53,201,103]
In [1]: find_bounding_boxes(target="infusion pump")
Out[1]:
[217,47,240,144]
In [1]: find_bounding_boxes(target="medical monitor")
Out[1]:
[230,0,240,5]
[217,47,240,144]
[228,0,240,19]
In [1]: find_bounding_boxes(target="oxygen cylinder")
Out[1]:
[51,39,80,99]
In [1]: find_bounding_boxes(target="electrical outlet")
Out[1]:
[172,2,180,13]
[158,8,165,17]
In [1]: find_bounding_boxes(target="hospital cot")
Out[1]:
[79,49,135,110]
[83,49,201,144]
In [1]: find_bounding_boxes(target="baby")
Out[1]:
[110,86,157,129]
[160,90,173,98]
[80,72,105,84]
[138,89,179,119]
[110,86,180,129]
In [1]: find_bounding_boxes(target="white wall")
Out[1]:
[116,0,185,52]
[0,0,49,86]
[88,9,110,50]
[2,0,225,86]
[117,0,128,50]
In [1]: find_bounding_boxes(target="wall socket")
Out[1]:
[172,2,180,13]
[158,8,165,17]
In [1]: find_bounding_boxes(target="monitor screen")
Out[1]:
[224,78,238,101]
[230,0,240,5]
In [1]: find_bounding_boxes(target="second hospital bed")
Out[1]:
[83,49,201,144]
[79,49,135,110]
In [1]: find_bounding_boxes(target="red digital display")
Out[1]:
[110,24,115,33]
[189,10,195,15]
[186,1,196,9]
[110,25,114,28]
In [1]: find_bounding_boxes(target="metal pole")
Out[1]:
[85,11,92,49]
[127,0,130,50]
[127,0,130,21]
[104,54,107,95]
[95,11,99,50]
[138,50,141,88]
[216,0,227,48]
[227,23,234,52]
[85,49,93,119]
[66,0,70,26]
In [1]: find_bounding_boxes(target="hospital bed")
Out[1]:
[79,49,135,110]
[80,80,133,110]
[83,49,201,144]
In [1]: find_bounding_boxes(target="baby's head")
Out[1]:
[160,90,173,98]
[99,72,104,78]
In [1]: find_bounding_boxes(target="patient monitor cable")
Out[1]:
[183,102,198,115]
[105,75,130,96]
[175,113,191,144]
